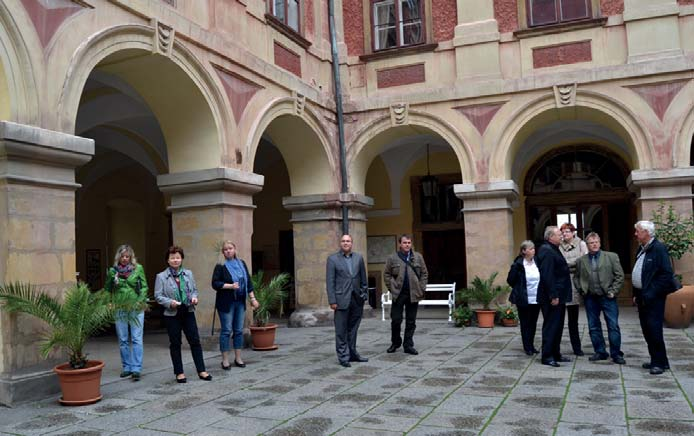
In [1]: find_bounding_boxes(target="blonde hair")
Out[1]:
[113,244,138,267]
[220,240,237,259]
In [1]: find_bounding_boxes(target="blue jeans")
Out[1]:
[115,310,144,372]
[218,301,246,351]
[584,295,622,358]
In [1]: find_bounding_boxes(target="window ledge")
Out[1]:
[513,17,608,39]
[359,43,438,62]
[265,13,311,49]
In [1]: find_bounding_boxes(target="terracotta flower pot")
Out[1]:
[501,318,518,327]
[53,360,104,406]
[250,323,279,350]
[665,285,694,328]
[475,310,496,328]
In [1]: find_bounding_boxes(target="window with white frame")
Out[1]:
[271,0,300,32]
[372,0,423,51]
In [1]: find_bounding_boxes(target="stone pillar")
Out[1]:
[283,193,373,327]
[157,168,264,333]
[454,181,519,286]
[628,168,694,284]
[624,0,682,63]
[0,121,94,406]
[453,0,501,80]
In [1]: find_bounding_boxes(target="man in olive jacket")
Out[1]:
[384,234,428,355]
[574,232,625,364]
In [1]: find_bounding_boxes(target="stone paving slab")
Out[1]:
[2,309,694,435]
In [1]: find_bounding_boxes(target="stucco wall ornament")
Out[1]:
[294,92,306,115]
[553,83,577,107]
[390,103,409,126]
[152,19,175,57]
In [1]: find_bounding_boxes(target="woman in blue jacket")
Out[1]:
[211,241,258,369]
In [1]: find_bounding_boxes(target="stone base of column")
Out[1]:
[289,307,334,327]
[0,369,60,407]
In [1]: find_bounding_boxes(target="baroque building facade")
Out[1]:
[0,0,692,404]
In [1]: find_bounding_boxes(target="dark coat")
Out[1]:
[536,242,572,305]
[325,251,368,310]
[635,238,676,302]
[507,256,533,307]
[211,260,254,312]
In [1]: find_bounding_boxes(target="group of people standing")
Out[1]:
[104,241,256,383]
[508,220,678,375]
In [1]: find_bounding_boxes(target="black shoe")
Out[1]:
[404,348,419,355]
[589,353,609,362]
[131,372,141,381]
[120,371,132,378]
[387,345,400,353]
[349,355,369,362]
[340,361,352,368]
[176,376,187,383]
[198,372,212,381]
[613,356,626,365]
[574,350,585,357]
[650,366,664,375]
[221,362,231,370]
[556,356,571,363]
[532,349,540,354]
[525,350,534,356]
[542,360,560,367]
[642,363,670,370]
[234,360,246,368]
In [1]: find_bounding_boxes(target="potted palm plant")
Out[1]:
[457,272,510,328]
[249,271,290,350]
[0,282,142,405]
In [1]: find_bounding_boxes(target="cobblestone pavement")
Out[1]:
[2,307,694,435]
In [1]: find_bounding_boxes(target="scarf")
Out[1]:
[225,258,247,297]
[115,263,134,279]
[169,267,189,304]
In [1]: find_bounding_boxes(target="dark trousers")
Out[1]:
[334,292,364,363]
[566,304,583,353]
[584,295,622,358]
[541,302,565,362]
[165,306,206,376]
[391,291,419,348]
[518,304,541,353]
[636,296,669,368]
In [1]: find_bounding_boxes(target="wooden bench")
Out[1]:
[381,283,456,322]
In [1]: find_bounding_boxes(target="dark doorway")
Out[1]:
[422,230,467,288]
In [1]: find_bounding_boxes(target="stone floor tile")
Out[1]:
[238,400,314,420]
[554,422,629,435]
[629,419,694,435]
[560,403,627,426]
[333,427,403,435]
[418,412,487,431]
[348,414,420,432]
[627,399,694,419]
[206,416,283,434]
[481,423,555,436]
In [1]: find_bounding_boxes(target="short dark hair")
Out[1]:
[585,232,601,242]
[398,234,412,243]
[165,245,185,261]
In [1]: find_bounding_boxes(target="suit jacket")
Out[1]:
[211,260,254,312]
[573,250,624,297]
[536,242,571,305]
[326,251,368,310]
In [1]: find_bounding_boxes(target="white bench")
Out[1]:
[381,283,456,322]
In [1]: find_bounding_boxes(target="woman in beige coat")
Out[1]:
[559,223,588,356]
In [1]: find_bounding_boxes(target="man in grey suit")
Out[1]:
[326,234,369,367]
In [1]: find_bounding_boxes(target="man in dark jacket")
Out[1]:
[326,234,369,367]
[632,220,677,375]
[536,226,572,367]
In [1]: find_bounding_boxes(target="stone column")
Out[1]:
[0,121,94,406]
[453,0,501,80]
[454,181,519,286]
[283,193,373,327]
[157,168,264,333]
[628,168,694,284]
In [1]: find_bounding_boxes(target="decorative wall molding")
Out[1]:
[390,103,409,126]
[625,79,690,121]
[294,92,306,116]
[553,83,578,107]
[152,18,174,57]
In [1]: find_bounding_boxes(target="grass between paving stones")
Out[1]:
[618,363,633,436]
[675,328,694,413]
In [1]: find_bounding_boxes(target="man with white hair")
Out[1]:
[632,220,677,375]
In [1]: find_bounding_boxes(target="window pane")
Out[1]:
[375,25,397,50]
[374,0,396,26]
[287,0,299,31]
[529,0,558,26]
[273,0,285,23]
[560,0,589,21]
[400,0,420,20]
[402,21,422,46]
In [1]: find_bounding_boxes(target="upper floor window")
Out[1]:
[272,0,300,32]
[527,0,591,27]
[372,0,424,51]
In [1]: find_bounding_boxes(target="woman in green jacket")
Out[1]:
[105,244,148,381]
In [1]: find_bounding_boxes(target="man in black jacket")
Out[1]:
[632,220,677,375]
[536,226,572,367]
